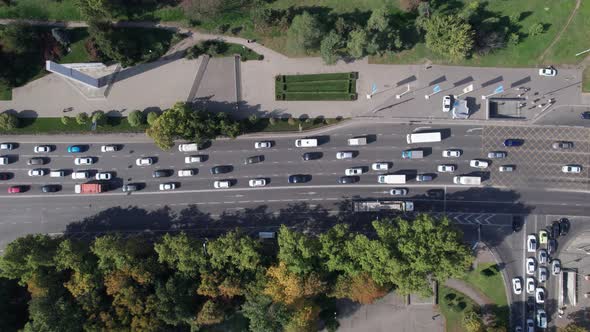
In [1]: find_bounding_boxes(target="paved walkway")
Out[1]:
[444,279,494,325]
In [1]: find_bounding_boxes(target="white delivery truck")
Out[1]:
[407,131,442,144]
[453,176,482,185]
[295,138,318,147]
[347,136,367,146]
[377,174,407,184]
[178,143,199,152]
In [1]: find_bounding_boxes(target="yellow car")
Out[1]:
[539,230,548,245]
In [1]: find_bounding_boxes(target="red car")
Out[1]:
[7,186,22,193]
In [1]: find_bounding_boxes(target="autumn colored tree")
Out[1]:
[283,300,320,332]
[196,299,224,326]
[332,272,390,304]
[264,261,326,305]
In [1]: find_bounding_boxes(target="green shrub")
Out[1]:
[76,112,89,125]
[0,113,19,130]
[61,115,71,125]
[529,23,544,36]
[92,111,106,125]
[269,117,276,125]
[128,110,144,127]
[248,114,258,125]
[287,117,296,125]
[147,111,160,126]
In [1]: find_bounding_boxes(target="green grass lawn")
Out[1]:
[461,263,509,329]
[373,0,577,67]
[0,117,147,135]
[59,28,92,64]
[584,67,590,93]
[438,286,479,332]
[543,0,590,64]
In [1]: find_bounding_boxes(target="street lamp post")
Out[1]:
[396,84,411,99]
[425,85,441,99]
[482,85,504,100]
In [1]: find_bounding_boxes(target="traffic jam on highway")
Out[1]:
[0,129,584,195]
[511,218,569,331]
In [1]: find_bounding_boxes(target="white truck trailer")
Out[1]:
[453,176,482,185]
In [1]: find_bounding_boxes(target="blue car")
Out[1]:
[582,112,590,119]
[67,145,82,153]
[503,139,524,147]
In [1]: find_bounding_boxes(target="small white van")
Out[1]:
[178,143,199,152]
[50,170,66,177]
[71,171,89,179]
[295,138,318,147]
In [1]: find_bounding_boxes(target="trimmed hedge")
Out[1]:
[279,92,357,101]
[275,72,358,101]
[276,72,358,83]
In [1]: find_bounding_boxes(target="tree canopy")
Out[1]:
[286,12,323,55]
[424,15,475,61]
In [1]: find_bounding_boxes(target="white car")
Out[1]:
[34,145,51,153]
[527,234,537,252]
[74,157,94,165]
[249,178,267,187]
[254,141,272,149]
[539,67,556,77]
[470,159,489,169]
[442,149,462,157]
[562,165,582,173]
[442,95,452,112]
[0,143,14,150]
[551,259,561,275]
[177,169,194,177]
[184,155,204,164]
[526,319,535,332]
[390,188,408,196]
[372,162,390,171]
[95,172,112,180]
[526,277,535,294]
[538,249,548,265]
[345,167,363,176]
[499,165,515,172]
[487,151,507,159]
[214,180,231,189]
[28,169,46,176]
[512,277,522,295]
[159,183,176,191]
[535,287,545,304]
[136,157,153,166]
[526,257,536,275]
[437,164,455,173]
[538,267,548,283]
[100,145,117,152]
[537,309,547,329]
[336,151,354,160]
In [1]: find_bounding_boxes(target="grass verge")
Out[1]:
[438,286,479,332]
[583,67,590,93]
[0,117,147,135]
[461,263,509,329]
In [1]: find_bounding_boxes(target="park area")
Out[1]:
[275,72,357,101]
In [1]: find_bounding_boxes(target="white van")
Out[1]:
[347,137,367,146]
[213,180,231,189]
[406,132,442,144]
[178,143,199,152]
[71,171,89,179]
[295,138,318,147]
[178,169,194,177]
[50,170,66,177]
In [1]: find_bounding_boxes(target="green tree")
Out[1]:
[0,23,37,54]
[367,7,389,33]
[559,324,587,332]
[185,0,227,21]
[61,115,71,125]
[286,12,323,55]
[373,215,473,295]
[242,294,290,332]
[25,294,86,332]
[529,23,544,36]
[155,275,199,327]
[127,110,144,127]
[0,234,59,284]
[78,0,112,20]
[424,15,474,61]
[146,111,159,126]
[91,110,106,125]
[0,112,19,130]
[346,29,367,58]
[462,309,484,332]
[196,299,224,326]
[76,112,89,125]
[320,31,341,65]
[0,277,29,331]
[154,233,204,277]
[278,225,321,275]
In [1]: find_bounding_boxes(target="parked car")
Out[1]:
[101,145,118,152]
[470,159,489,169]
[551,221,560,239]
[526,297,535,314]
[185,155,205,163]
[562,164,582,173]
[504,139,524,147]
[336,151,354,159]
[539,230,548,244]
[136,157,153,166]
[159,183,176,191]
[210,165,232,174]
[559,218,570,236]
[535,287,545,304]
[499,165,515,172]
[0,143,14,150]
[442,95,453,112]
[538,249,548,265]
[254,141,273,149]
[539,67,556,77]
[552,141,573,149]
[551,259,561,275]
[416,174,433,182]
[526,257,536,275]
[244,155,264,164]
[390,188,408,196]
[337,176,358,184]
[67,145,83,153]
[526,318,535,332]
[442,149,462,157]
[487,151,507,158]
[512,278,522,295]
[345,167,364,176]
[527,234,537,252]
[95,172,112,180]
[249,178,267,187]
[28,169,46,177]
[536,309,547,329]
[538,267,548,283]
[548,239,557,255]
[526,277,535,294]
[74,157,94,165]
[437,164,455,173]
[34,145,52,153]
[371,162,390,171]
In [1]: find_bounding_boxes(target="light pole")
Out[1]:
[575,48,590,57]
[396,84,411,99]
[424,85,441,99]
[482,85,504,100]
[366,83,378,99]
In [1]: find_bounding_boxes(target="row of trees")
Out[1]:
[0,215,473,331]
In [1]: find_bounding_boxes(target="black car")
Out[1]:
[210,165,232,174]
[426,189,444,199]
[559,218,570,236]
[27,157,46,165]
[244,155,264,164]
[122,183,140,192]
[337,176,358,184]
[302,152,322,161]
[526,297,535,314]
[0,172,10,181]
[512,216,522,232]
[551,221,560,239]
[153,170,172,178]
[288,174,309,184]
[581,111,590,119]
[41,185,60,193]
[548,239,557,255]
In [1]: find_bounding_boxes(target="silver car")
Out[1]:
[336,151,354,160]
[416,174,433,182]
[389,188,408,196]
[487,151,507,158]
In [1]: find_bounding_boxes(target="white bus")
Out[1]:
[406,131,442,144]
